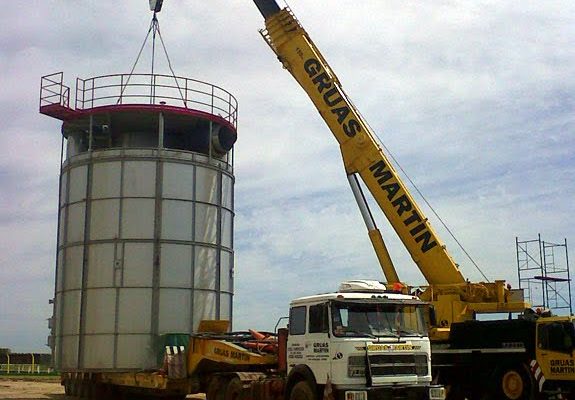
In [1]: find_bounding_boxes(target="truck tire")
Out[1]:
[494,365,535,400]
[289,381,316,400]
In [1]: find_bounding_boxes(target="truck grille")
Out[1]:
[368,354,428,377]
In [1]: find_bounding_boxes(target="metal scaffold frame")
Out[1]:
[516,234,572,314]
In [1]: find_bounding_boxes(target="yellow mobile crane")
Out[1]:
[252,1,575,399]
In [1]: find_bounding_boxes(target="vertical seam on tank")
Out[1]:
[215,170,223,320]
[190,164,197,332]
[51,135,64,364]
[58,151,72,369]
[151,149,163,340]
[77,149,93,369]
[230,170,235,328]
[113,155,125,369]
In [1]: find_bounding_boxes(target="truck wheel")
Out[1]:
[289,381,316,400]
[224,377,243,400]
[495,365,534,400]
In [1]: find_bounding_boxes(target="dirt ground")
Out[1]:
[0,377,204,400]
[0,377,69,400]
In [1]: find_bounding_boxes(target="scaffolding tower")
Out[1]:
[516,234,572,314]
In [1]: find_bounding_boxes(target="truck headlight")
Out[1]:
[429,386,446,400]
[345,391,367,400]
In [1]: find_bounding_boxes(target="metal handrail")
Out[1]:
[75,73,238,127]
[40,72,70,109]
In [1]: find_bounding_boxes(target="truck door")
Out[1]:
[536,320,575,383]
[287,305,307,369]
[305,303,331,385]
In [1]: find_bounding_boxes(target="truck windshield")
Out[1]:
[331,301,427,338]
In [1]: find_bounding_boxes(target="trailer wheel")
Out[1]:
[289,381,316,400]
[87,382,110,399]
[70,379,79,397]
[224,377,243,400]
[63,380,72,396]
[495,365,534,400]
[79,380,91,399]
[207,376,228,400]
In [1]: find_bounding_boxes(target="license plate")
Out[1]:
[345,391,367,400]
[429,386,446,400]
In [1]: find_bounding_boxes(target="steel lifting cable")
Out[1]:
[117,17,155,104]
[154,17,187,107]
[150,14,157,102]
[350,100,491,282]
[118,12,187,106]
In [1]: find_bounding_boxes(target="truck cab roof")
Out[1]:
[290,280,424,307]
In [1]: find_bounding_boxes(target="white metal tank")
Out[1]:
[41,73,237,371]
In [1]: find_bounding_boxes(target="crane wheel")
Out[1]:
[289,381,316,400]
[502,370,524,399]
[495,364,534,400]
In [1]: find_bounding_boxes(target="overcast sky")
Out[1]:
[1,0,573,352]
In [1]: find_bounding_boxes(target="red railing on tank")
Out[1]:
[75,73,238,128]
[40,72,238,128]
[40,72,70,109]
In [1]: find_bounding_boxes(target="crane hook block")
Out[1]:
[149,0,163,12]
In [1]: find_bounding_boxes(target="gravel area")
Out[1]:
[0,377,204,399]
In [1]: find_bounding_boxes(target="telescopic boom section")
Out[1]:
[253,0,281,19]
[254,2,465,286]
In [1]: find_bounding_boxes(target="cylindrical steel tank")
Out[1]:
[41,73,237,370]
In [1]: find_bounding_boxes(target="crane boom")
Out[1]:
[254,1,464,285]
[252,0,529,337]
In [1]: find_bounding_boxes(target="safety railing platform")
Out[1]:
[40,72,238,128]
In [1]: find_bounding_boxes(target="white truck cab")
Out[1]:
[286,280,445,400]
